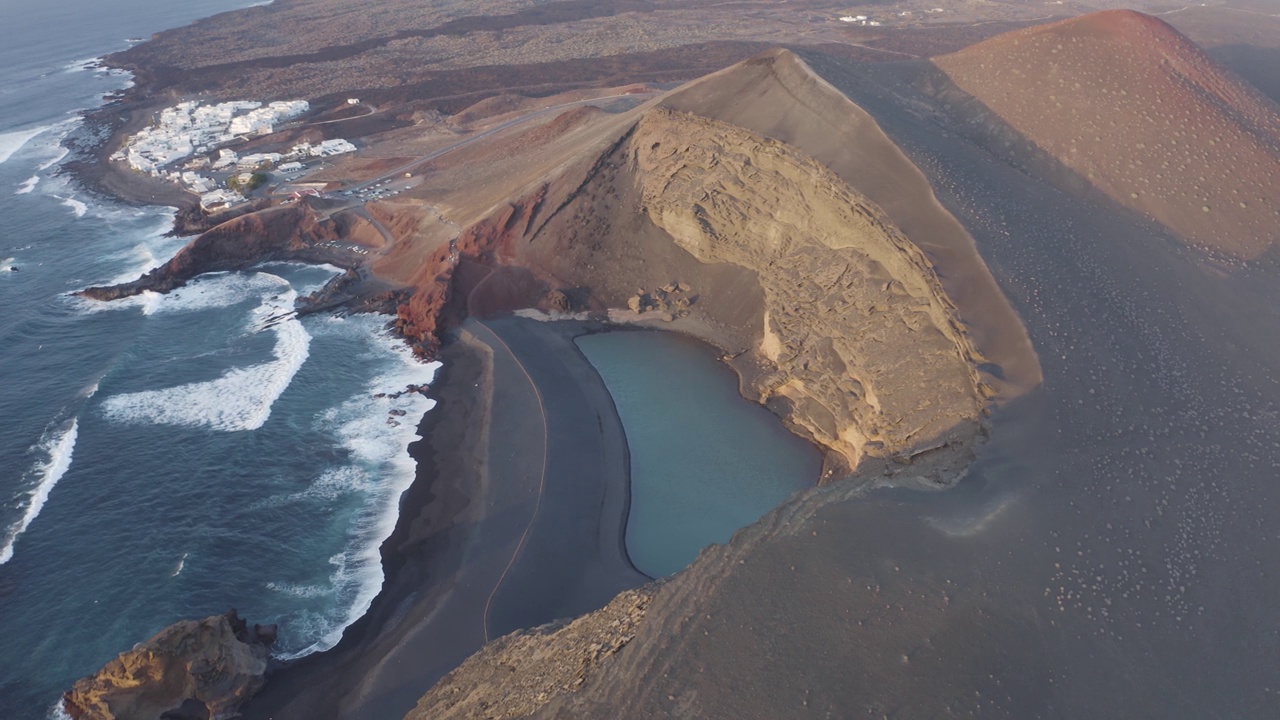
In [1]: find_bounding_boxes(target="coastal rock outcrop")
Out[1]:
[79,204,369,301]
[63,610,276,720]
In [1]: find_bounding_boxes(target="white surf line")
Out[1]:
[171,552,188,577]
[54,195,88,218]
[0,418,79,565]
[0,126,52,165]
[272,315,440,660]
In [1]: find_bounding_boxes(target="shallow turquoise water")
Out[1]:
[576,330,819,577]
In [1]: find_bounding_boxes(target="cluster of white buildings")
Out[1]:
[204,138,355,175]
[111,98,365,212]
[112,99,310,175]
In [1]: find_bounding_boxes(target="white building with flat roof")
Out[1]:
[291,138,357,158]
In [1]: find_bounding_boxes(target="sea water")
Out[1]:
[0,3,439,717]
[576,330,819,578]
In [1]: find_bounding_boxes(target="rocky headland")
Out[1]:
[63,610,276,720]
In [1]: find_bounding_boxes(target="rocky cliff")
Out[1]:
[491,107,989,482]
[406,586,658,720]
[63,610,276,720]
[631,109,987,477]
[79,204,369,301]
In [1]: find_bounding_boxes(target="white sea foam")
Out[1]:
[64,57,103,73]
[253,466,373,511]
[171,552,188,577]
[101,280,311,432]
[267,580,332,599]
[0,126,51,165]
[16,175,39,194]
[46,701,74,720]
[1,257,14,273]
[0,419,79,565]
[99,219,187,288]
[36,146,69,172]
[276,316,440,659]
[150,271,304,315]
[55,195,88,218]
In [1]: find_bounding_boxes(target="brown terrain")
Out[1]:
[933,9,1280,259]
[66,1,1280,719]
[63,611,276,720]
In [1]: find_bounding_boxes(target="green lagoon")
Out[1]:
[576,330,819,577]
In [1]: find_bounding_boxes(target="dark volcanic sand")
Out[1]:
[243,317,647,720]
[534,52,1280,720]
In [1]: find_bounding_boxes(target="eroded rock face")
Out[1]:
[631,109,987,478]
[63,610,275,720]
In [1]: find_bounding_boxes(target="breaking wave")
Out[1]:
[275,316,441,659]
[16,175,39,194]
[0,126,52,165]
[100,280,311,432]
[0,418,79,565]
[53,195,88,218]
[63,57,103,73]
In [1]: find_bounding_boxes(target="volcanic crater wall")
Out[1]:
[631,110,986,477]
[516,108,988,483]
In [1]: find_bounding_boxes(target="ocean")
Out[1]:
[0,2,438,717]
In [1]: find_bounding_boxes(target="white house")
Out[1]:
[200,188,243,211]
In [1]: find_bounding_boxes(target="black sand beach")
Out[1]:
[243,316,648,720]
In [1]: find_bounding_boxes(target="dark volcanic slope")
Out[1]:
[935,9,1280,259]
[412,20,1280,720]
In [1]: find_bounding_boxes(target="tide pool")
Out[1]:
[576,330,818,578]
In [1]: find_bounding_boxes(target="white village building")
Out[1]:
[290,138,357,158]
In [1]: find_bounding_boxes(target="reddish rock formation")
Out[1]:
[63,610,276,720]
[79,204,364,301]
[394,187,547,357]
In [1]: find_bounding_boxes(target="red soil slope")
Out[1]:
[935,10,1280,259]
